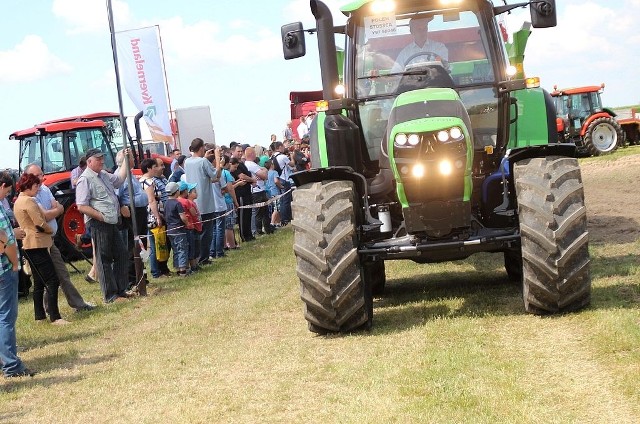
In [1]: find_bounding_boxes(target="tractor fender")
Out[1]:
[290,167,381,231]
[505,144,577,179]
[580,112,613,137]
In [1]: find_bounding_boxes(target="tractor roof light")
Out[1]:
[525,77,540,88]
[371,0,395,14]
[335,84,345,96]
[437,130,449,142]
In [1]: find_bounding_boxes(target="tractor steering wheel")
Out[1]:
[404,51,450,71]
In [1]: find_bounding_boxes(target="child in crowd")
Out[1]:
[221,155,240,250]
[163,182,190,277]
[264,160,282,227]
[177,181,199,272]
[187,184,203,267]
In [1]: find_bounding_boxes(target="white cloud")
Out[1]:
[52,0,131,34]
[153,16,282,66]
[0,35,73,83]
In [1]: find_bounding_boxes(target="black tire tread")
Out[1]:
[292,181,370,333]
[514,156,591,314]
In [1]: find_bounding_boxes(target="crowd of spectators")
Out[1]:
[0,127,312,378]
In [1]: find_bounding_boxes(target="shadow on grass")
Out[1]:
[370,259,639,334]
[371,271,523,334]
[590,253,639,278]
[588,215,640,245]
[25,352,118,374]
[19,331,100,351]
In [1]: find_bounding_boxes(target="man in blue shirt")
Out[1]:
[0,171,35,378]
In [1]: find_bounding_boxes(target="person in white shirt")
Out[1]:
[392,16,448,73]
[244,147,274,235]
[296,115,309,140]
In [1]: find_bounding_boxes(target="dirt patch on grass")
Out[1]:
[581,153,640,244]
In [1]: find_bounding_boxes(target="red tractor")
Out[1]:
[551,84,625,156]
[11,119,118,259]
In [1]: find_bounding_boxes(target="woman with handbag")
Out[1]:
[139,158,171,278]
[13,173,69,325]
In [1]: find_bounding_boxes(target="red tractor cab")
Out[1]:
[10,120,118,259]
[551,84,625,156]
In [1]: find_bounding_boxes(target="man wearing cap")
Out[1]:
[75,148,131,303]
[392,16,448,73]
[184,138,220,265]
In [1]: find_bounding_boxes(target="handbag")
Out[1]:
[151,226,170,262]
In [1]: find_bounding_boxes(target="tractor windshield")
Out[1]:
[352,4,500,162]
[556,92,603,119]
[354,8,493,98]
[19,127,116,174]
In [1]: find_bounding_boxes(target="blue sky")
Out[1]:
[1,0,639,169]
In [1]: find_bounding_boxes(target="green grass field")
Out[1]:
[1,153,639,423]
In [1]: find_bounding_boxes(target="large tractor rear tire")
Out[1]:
[583,116,624,155]
[513,156,591,314]
[292,180,372,334]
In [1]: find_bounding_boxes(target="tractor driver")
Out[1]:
[391,16,448,73]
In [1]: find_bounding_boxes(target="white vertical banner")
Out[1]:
[115,26,173,142]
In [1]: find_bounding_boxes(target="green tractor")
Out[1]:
[281,0,591,334]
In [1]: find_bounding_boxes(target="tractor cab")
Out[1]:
[13,121,117,179]
[551,84,624,155]
[10,120,118,258]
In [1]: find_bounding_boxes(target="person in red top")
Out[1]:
[180,181,201,271]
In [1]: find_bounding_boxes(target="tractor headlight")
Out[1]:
[412,163,425,178]
[408,134,420,146]
[437,127,464,143]
[439,160,453,176]
[437,130,449,142]
[395,133,408,146]
[449,126,463,140]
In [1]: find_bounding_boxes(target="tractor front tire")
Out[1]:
[514,156,591,314]
[583,116,624,155]
[292,180,372,334]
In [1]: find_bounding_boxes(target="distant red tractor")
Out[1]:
[10,119,118,259]
[9,111,171,260]
[551,84,636,156]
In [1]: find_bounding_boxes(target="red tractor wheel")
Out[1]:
[583,116,624,156]
[56,201,92,260]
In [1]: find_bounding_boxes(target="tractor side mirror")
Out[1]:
[530,0,556,28]
[281,22,306,60]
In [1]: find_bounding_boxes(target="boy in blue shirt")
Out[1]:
[163,182,190,276]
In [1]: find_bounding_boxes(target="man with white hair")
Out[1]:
[76,148,131,303]
[25,164,95,312]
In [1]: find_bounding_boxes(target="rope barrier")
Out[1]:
[136,188,293,240]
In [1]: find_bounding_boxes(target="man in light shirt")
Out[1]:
[392,16,448,73]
